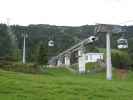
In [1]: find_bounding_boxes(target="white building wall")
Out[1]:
[85,53,104,63]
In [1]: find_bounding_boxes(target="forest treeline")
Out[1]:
[0,24,133,63]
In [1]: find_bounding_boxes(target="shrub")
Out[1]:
[0,63,44,74]
[69,63,78,71]
[111,51,131,69]
[86,62,97,70]
[85,62,102,73]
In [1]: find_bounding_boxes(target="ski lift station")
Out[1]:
[49,24,124,80]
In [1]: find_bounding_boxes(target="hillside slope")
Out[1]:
[0,68,133,100]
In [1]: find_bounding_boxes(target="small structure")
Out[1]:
[49,36,97,73]
[85,53,104,63]
[117,38,128,49]
[48,40,54,47]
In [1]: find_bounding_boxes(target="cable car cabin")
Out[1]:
[117,38,128,49]
[48,40,54,47]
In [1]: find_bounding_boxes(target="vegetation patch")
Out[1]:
[0,63,44,74]
[0,68,132,100]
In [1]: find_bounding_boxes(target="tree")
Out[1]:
[85,43,99,53]
[0,24,14,57]
[111,51,131,69]
[37,42,48,66]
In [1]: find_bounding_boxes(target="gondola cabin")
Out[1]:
[48,40,54,47]
[117,38,128,49]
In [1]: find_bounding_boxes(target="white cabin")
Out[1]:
[117,38,128,49]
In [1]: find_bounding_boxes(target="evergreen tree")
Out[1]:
[0,24,13,57]
[37,42,48,65]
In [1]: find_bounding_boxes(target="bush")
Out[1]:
[0,63,44,74]
[86,62,97,70]
[85,62,103,73]
[69,63,78,71]
[111,51,131,69]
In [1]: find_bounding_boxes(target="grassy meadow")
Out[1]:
[0,68,133,100]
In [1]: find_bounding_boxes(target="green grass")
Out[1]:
[0,68,133,100]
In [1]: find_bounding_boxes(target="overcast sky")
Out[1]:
[0,0,133,26]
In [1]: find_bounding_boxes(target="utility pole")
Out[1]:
[95,24,122,80]
[106,32,112,80]
[22,33,28,64]
[23,34,26,64]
